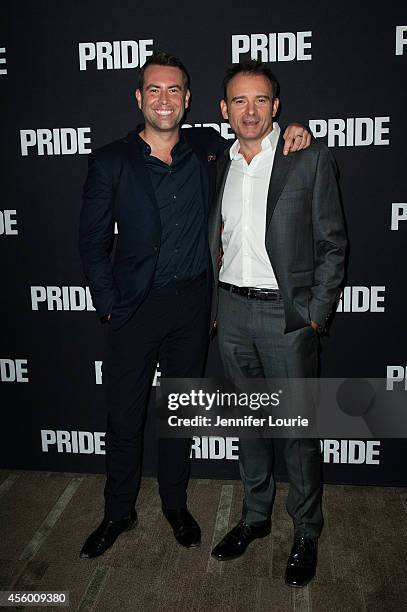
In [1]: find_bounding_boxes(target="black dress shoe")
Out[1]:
[211,519,271,561]
[79,510,137,559]
[285,536,317,587]
[162,507,201,548]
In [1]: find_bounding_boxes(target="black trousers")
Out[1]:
[103,276,209,520]
[217,287,323,539]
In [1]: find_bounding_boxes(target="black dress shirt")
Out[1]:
[139,134,207,288]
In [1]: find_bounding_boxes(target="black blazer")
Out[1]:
[209,135,347,333]
[79,127,227,329]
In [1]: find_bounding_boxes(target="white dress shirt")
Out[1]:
[220,123,280,289]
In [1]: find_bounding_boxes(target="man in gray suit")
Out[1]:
[209,60,347,587]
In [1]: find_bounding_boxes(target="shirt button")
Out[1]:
[174,275,178,279]
[175,248,179,253]
[175,223,179,227]
[173,195,177,200]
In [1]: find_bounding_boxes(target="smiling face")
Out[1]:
[135,64,190,134]
[220,72,279,147]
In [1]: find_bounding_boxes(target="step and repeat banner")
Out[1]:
[1,2,406,485]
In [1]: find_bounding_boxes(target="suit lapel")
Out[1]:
[215,149,232,195]
[123,131,158,209]
[266,134,294,230]
[208,150,231,278]
[187,137,210,216]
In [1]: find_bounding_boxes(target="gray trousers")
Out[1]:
[217,286,323,539]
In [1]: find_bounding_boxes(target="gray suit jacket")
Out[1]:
[208,134,347,333]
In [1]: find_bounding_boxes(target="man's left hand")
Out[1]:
[283,123,312,156]
[310,321,319,331]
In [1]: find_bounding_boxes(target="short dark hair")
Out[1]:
[138,51,190,91]
[223,60,279,101]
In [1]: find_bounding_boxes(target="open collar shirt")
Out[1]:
[220,122,281,289]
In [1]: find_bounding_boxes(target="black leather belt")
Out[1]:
[219,281,281,301]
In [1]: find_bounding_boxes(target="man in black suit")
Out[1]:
[209,61,347,587]
[78,52,311,558]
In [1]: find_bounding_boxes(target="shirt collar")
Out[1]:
[229,122,281,160]
[137,128,187,158]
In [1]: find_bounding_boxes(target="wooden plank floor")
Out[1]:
[0,470,406,611]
